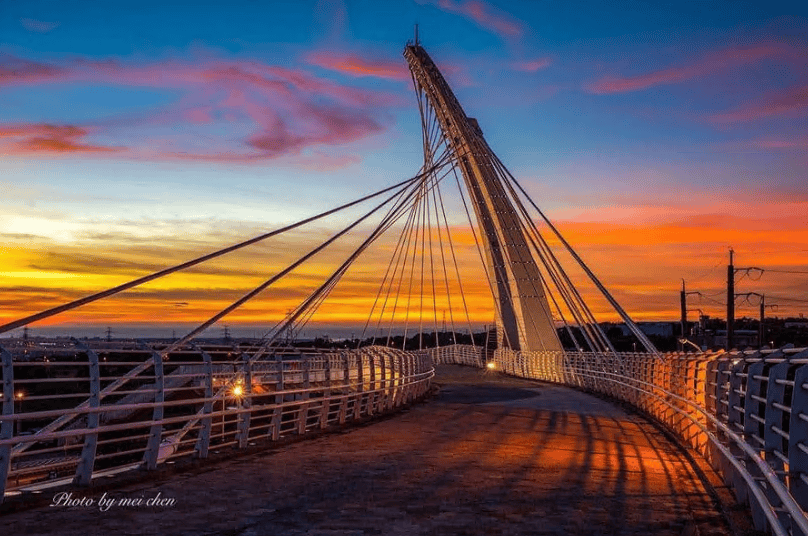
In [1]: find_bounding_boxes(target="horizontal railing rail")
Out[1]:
[0,344,433,501]
[434,344,808,535]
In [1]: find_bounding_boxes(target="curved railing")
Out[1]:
[434,344,808,536]
[0,343,433,501]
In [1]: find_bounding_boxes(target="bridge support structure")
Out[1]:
[405,44,561,353]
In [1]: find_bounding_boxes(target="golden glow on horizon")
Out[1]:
[2,196,807,330]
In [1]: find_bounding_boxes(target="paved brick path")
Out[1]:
[2,365,750,535]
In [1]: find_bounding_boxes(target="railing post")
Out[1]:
[402,352,411,403]
[236,353,252,448]
[788,361,808,512]
[142,351,165,470]
[319,353,331,429]
[271,353,284,440]
[73,342,100,486]
[705,357,721,469]
[367,351,376,416]
[390,351,401,407]
[0,347,14,504]
[378,353,388,412]
[763,360,791,529]
[338,353,349,424]
[408,352,416,401]
[728,357,749,503]
[743,358,771,532]
[194,348,213,458]
[297,355,310,435]
[354,352,364,419]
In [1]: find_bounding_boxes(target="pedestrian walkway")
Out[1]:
[1,365,749,535]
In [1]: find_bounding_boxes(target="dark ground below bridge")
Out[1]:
[1,365,753,536]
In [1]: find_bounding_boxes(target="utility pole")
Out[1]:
[680,280,701,351]
[734,292,771,349]
[728,251,766,351]
[760,294,765,349]
[681,280,686,348]
[727,248,734,350]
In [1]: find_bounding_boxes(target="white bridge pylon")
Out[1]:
[404,42,657,355]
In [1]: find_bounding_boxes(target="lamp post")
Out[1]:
[220,380,244,441]
[15,391,25,436]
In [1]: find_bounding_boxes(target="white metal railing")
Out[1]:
[0,344,433,501]
[435,344,808,535]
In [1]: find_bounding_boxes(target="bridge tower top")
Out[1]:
[404,44,561,352]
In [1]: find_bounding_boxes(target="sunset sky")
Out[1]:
[1,0,807,338]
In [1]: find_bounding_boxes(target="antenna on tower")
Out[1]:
[415,23,419,46]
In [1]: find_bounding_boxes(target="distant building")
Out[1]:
[712,330,759,349]
[611,322,675,338]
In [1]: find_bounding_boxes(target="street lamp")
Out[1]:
[15,391,25,435]
[220,380,245,441]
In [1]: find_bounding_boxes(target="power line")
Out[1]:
[700,295,727,307]
[766,296,808,304]
[685,260,724,285]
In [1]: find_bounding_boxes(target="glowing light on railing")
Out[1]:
[15,391,25,400]
[486,362,496,370]
[231,385,244,398]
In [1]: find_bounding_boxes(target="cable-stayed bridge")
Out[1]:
[1,42,807,535]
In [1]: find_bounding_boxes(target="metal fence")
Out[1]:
[0,342,434,501]
[435,344,808,536]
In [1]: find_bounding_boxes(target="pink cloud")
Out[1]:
[247,105,382,156]
[0,53,400,163]
[512,57,552,72]
[0,54,65,85]
[710,84,808,123]
[0,124,121,154]
[586,44,794,94]
[420,0,524,39]
[751,137,808,149]
[20,18,60,33]
[719,135,808,151]
[305,51,410,81]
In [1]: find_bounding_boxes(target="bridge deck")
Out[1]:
[2,365,748,536]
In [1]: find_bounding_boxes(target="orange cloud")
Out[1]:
[586,44,795,94]
[0,123,121,154]
[306,51,410,81]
